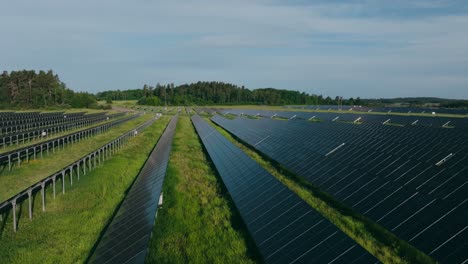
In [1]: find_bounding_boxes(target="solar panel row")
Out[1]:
[217,109,468,128]
[0,113,140,171]
[89,114,178,264]
[192,115,377,264]
[0,111,82,124]
[212,116,468,263]
[0,113,126,147]
[1,112,113,134]
[285,105,468,115]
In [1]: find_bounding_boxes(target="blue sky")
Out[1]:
[1,0,468,99]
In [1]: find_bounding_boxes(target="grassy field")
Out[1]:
[0,116,171,263]
[146,116,261,264]
[110,100,138,108]
[206,118,435,264]
[0,114,154,201]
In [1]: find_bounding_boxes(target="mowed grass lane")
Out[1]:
[0,116,171,263]
[147,116,260,264]
[0,114,153,202]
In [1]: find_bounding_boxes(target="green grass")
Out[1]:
[0,114,154,201]
[0,116,171,263]
[146,116,261,264]
[336,120,363,125]
[221,114,237,120]
[272,116,289,121]
[111,100,138,108]
[207,118,435,264]
[385,122,405,127]
[308,118,323,122]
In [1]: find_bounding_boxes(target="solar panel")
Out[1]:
[192,115,377,264]
[216,109,468,128]
[212,115,468,263]
[89,115,178,264]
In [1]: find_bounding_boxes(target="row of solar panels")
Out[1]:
[217,109,468,128]
[286,105,468,115]
[0,113,125,148]
[212,116,468,263]
[89,115,178,264]
[0,111,97,126]
[0,113,139,170]
[0,111,67,120]
[192,115,378,264]
[1,112,115,135]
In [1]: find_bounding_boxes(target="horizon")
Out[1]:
[2,0,468,99]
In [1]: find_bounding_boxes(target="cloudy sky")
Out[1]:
[1,0,468,98]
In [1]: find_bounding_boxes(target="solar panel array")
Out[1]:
[212,116,468,263]
[217,109,468,128]
[0,111,109,134]
[192,115,377,264]
[1,112,125,147]
[0,113,139,171]
[89,115,178,264]
[286,105,468,115]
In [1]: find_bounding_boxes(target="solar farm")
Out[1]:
[0,105,467,263]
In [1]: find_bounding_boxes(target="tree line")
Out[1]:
[4,70,465,109]
[97,81,362,106]
[0,70,108,109]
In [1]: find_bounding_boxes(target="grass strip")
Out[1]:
[146,116,261,264]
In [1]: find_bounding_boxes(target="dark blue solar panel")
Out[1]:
[212,115,468,264]
[217,109,468,128]
[192,115,377,264]
[89,115,178,264]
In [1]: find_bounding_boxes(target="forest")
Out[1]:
[3,70,466,109]
[0,70,100,109]
[97,81,360,106]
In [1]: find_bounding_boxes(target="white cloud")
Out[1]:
[0,0,467,98]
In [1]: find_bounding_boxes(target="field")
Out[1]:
[0,105,466,264]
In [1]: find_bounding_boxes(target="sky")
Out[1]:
[1,0,468,99]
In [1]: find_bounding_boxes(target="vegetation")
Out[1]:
[147,116,260,264]
[0,114,154,201]
[207,118,435,264]
[0,116,171,263]
[100,82,348,106]
[0,70,100,109]
[96,89,145,101]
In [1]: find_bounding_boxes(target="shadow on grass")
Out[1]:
[17,203,23,232]
[0,210,9,237]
